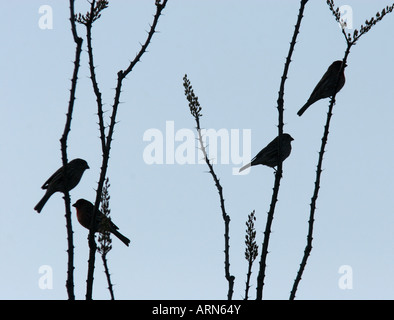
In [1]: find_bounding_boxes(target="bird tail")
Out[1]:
[239,162,251,173]
[112,230,131,247]
[297,101,312,117]
[34,191,52,213]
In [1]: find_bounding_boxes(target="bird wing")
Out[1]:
[251,139,277,165]
[41,166,63,189]
[97,214,120,232]
[110,221,120,231]
[307,73,331,104]
[307,63,344,105]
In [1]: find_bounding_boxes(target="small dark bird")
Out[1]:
[297,60,346,117]
[73,199,131,247]
[239,133,294,172]
[34,158,89,213]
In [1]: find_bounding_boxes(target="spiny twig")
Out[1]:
[98,178,115,300]
[183,74,235,300]
[59,0,84,300]
[327,0,394,45]
[256,0,308,300]
[83,0,168,300]
[244,210,258,300]
[290,0,394,299]
[77,0,109,152]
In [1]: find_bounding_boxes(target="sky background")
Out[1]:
[1,0,394,300]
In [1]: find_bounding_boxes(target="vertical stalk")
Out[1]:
[256,0,308,300]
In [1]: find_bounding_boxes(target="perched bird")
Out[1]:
[297,60,346,117]
[239,133,294,173]
[73,198,130,247]
[34,158,89,213]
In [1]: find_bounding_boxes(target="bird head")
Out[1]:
[333,60,347,69]
[75,158,90,170]
[283,133,294,142]
[72,198,93,209]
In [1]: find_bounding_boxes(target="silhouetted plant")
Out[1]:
[75,0,109,25]
[290,0,394,300]
[73,0,168,299]
[98,177,114,300]
[256,0,309,300]
[183,74,235,300]
[327,0,394,45]
[244,210,258,300]
[58,0,84,300]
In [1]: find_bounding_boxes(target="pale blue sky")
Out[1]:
[1,0,394,299]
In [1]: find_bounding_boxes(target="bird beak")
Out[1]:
[72,203,76,207]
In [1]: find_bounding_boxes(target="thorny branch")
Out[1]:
[256,0,308,300]
[290,0,394,299]
[183,75,235,300]
[59,0,84,300]
[77,0,168,300]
